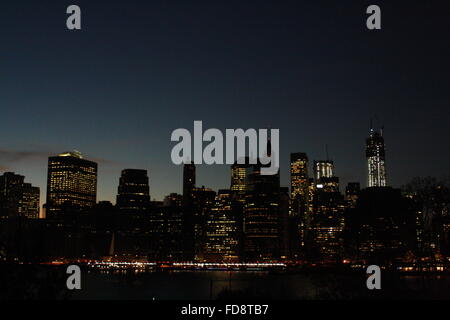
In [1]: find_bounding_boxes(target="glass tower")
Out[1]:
[366,128,387,187]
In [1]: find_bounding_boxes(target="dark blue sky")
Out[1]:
[1,0,448,203]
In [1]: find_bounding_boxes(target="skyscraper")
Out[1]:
[291,152,309,206]
[345,182,360,208]
[309,178,345,261]
[204,189,240,262]
[230,158,250,202]
[20,183,40,219]
[289,153,311,257]
[0,172,40,219]
[314,160,339,192]
[244,162,280,261]
[366,128,387,187]
[181,162,197,260]
[191,186,216,261]
[46,151,97,217]
[116,169,151,212]
[313,160,334,181]
[231,164,246,194]
[182,162,196,207]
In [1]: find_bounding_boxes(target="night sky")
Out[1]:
[1,0,448,204]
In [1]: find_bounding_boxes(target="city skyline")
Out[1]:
[1,1,448,204]
[0,1,448,301]
[0,123,447,207]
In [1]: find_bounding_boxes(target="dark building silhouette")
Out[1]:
[115,169,151,251]
[402,177,450,263]
[344,187,416,265]
[244,162,280,261]
[116,169,151,212]
[191,186,216,261]
[183,162,196,207]
[366,128,387,187]
[345,182,360,208]
[279,186,290,260]
[163,193,182,207]
[0,172,40,219]
[92,201,117,232]
[181,162,197,260]
[149,206,185,261]
[46,151,97,218]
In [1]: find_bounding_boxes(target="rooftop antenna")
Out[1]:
[325,144,329,161]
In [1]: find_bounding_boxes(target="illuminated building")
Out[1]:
[46,151,97,217]
[366,128,387,187]
[204,189,240,262]
[116,169,151,212]
[316,177,340,193]
[309,189,346,261]
[231,164,246,193]
[313,159,339,192]
[313,160,334,181]
[0,172,40,219]
[289,153,311,257]
[308,161,344,261]
[290,153,309,210]
[230,159,250,202]
[20,183,40,219]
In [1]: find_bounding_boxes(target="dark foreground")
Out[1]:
[0,264,448,300]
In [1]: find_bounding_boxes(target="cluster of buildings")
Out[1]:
[0,128,448,267]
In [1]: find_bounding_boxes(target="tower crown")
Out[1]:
[58,150,83,159]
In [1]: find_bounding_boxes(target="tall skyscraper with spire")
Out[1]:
[366,127,387,187]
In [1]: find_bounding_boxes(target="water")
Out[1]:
[70,270,450,300]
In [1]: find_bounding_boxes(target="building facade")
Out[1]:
[0,172,40,219]
[116,169,151,212]
[366,128,387,187]
[244,163,280,261]
[46,151,97,217]
[204,189,240,262]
